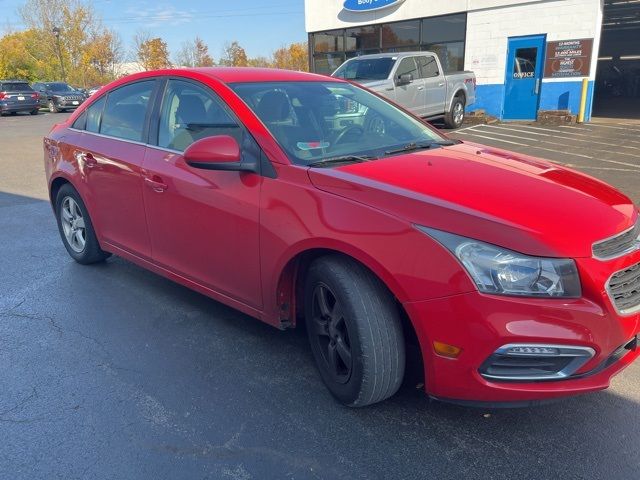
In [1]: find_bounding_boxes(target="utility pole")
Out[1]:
[52,27,66,82]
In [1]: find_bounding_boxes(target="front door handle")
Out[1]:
[417,86,424,90]
[144,176,168,193]
[438,83,445,87]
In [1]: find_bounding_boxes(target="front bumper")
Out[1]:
[404,251,640,404]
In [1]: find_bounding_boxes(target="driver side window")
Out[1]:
[395,57,418,82]
[157,80,241,152]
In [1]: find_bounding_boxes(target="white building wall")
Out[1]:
[465,0,602,86]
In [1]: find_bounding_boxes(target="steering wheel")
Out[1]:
[333,125,364,146]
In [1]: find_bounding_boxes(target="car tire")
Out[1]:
[55,184,110,264]
[444,95,465,129]
[304,255,405,407]
[48,100,59,113]
[31,109,39,115]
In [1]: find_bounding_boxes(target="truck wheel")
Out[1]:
[444,95,465,129]
[304,255,405,407]
[48,100,59,113]
[55,184,110,264]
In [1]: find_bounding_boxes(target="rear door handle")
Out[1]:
[417,86,424,90]
[144,176,168,192]
[438,83,445,87]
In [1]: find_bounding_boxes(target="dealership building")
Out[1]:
[304,0,640,122]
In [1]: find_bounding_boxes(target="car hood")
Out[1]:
[307,142,638,258]
[354,79,392,90]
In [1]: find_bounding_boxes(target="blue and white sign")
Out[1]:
[343,0,405,13]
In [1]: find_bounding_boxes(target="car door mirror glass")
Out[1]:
[396,73,413,86]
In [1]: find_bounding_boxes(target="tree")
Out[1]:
[272,42,309,71]
[135,32,171,71]
[247,56,273,68]
[0,30,43,81]
[175,36,214,67]
[220,41,248,67]
[17,0,121,85]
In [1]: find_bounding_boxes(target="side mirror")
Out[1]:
[184,135,256,172]
[396,73,413,86]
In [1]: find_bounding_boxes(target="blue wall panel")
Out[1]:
[470,81,595,121]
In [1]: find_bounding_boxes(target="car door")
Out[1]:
[141,78,262,309]
[392,57,424,115]
[71,80,157,258]
[416,55,446,116]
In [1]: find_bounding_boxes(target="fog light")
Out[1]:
[505,346,560,356]
[479,343,595,382]
[433,341,462,358]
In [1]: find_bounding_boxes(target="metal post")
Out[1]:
[577,77,589,123]
[52,27,66,82]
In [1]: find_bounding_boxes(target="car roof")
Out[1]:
[0,80,31,83]
[116,67,342,85]
[344,52,436,60]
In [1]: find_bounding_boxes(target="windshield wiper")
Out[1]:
[384,141,457,156]
[307,155,374,168]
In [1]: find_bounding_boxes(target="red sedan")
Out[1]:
[44,68,640,407]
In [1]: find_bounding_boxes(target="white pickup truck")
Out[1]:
[332,52,476,129]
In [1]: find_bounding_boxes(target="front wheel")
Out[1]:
[48,100,59,113]
[55,184,110,264]
[444,96,465,129]
[304,255,405,407]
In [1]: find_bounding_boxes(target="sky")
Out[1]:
[0,0,307,60]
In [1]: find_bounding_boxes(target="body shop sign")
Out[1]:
[544,39,593,78]
[343,0,405,12]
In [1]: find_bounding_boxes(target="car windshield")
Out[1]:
[333,58,395,80]
[47,83,73,92]
[230,81,448,166]
[2,82,33,92]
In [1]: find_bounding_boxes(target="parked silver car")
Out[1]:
[333,52,476,128]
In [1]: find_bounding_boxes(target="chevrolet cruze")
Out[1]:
[44,68,640,407]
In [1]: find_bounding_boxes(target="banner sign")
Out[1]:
[544,38,593,78]
[343,0,405,12]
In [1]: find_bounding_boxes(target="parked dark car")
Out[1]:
[32,82,85,113]
[0,80,40,116]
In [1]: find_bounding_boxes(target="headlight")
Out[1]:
[417,226,581,298]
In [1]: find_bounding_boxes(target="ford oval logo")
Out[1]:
[343,0,405,12]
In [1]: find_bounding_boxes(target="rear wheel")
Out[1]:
[444,95,465,129]
[304,255,405,407]
[55,184,110,264]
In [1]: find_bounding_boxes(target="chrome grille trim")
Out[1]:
[606,262,640,316]
[592,220,640,261]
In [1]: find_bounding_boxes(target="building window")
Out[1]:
[309,12,467,74]
[345,25,380,53]
[313,30,344,53]
[313,52,346,75]
[381,20,420,49]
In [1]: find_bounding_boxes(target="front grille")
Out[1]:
[607,262,640,315]
[63,95,83,101]
[593,221,640,260]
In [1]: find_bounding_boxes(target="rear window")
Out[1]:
[0,82,33,92]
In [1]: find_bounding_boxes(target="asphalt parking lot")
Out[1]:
[1,112,639,480]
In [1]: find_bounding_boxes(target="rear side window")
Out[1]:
[86,96,106,133]
[100,81,155,142]
[417,56,439,78]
